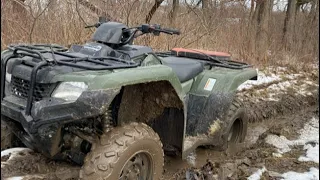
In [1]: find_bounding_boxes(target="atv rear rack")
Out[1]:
[1,44,140,116]
[156,50,252,70]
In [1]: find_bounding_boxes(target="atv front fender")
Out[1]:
[1,88,120,133]
[88,65,185,98]
[1,88,120,159]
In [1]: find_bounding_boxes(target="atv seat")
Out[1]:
[161,57,204,83]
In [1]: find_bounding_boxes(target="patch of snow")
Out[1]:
[266,97,280,102]
[249,117,319,180]
[247,167,266,180]
[281,167,319,180]
[265,135,292,153]
[298,144,319,163]
[286,74,303,80]
[266,117,319,159]
[273,66,288,72]
[295,117,319,146]
[237,66,317,96]
[238,71,282,91]
[272,152,283,158]
[267,81,292,91]
[6,175,46,180]
[1,148,33,161]
[6,177,24,180]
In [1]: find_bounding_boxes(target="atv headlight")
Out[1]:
[52,82,88,102]
[5,71,12,83]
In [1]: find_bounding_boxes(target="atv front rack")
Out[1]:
[156,49,252,70]
[1,44,140,116]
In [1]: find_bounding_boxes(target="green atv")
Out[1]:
[1,18,257,179]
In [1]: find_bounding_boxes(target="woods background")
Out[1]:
[1,0,318,68]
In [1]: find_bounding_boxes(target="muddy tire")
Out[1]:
[1,119,14,150]
[80,122,164,180]
[216,99,248,151]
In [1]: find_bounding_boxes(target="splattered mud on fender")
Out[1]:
[182,92,235,157]
[186,92,234,136]
[208,119,222,135]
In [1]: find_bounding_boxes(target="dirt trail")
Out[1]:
[1,66,319,180]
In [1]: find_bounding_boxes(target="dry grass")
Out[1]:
[1,0,318,69]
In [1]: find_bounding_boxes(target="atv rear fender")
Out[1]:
[189,67,258,95]
[182,67,257,158]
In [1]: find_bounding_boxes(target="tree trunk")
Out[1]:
[202,0,209,10]
[311,0,318,57]
[145,0,164,23]
[252,0,273,62]
[249,0,255,19]
[282,0,297,51]
[169,0,179,25]
[201,0,211,27]
[78,0,111,18]
[48,0,57,11]
[11,0,27,18]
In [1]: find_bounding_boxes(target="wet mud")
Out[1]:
[163,106,319,180]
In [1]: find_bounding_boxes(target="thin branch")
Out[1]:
[75,0,93,33]
[29,0,53,43]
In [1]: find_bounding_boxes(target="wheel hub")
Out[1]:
[120,153,152,180]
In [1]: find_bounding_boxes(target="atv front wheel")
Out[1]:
[80,122,164,180]
[1,118,17,150]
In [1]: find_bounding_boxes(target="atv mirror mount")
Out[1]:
[85,17,109,29]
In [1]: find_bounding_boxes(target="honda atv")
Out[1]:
[1,18,257,180]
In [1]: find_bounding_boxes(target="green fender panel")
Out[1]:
[52,65,185,98]
[189,67,258,96]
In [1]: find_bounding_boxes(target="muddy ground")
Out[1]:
[163,105,318,180]
[1,66,319,180]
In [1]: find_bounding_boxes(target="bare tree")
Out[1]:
[146,0,164,23]
[251,0,273,61]
[11,0,27,18]
[78,0,106,17]
[296,0,314,13]
[249,0,255,19]
[202,0,209,9]
[282,0,297,50]
[169,0,179,25]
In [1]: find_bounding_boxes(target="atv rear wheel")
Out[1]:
[227,117,243,144]
[80,122,164,180]
[216,99,248,151]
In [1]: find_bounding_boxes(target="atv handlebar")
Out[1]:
[120,24,181,45]
[85,18,181,46]
[161,28,181,35]
[137,24,180,36]
[85,22,103,29]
